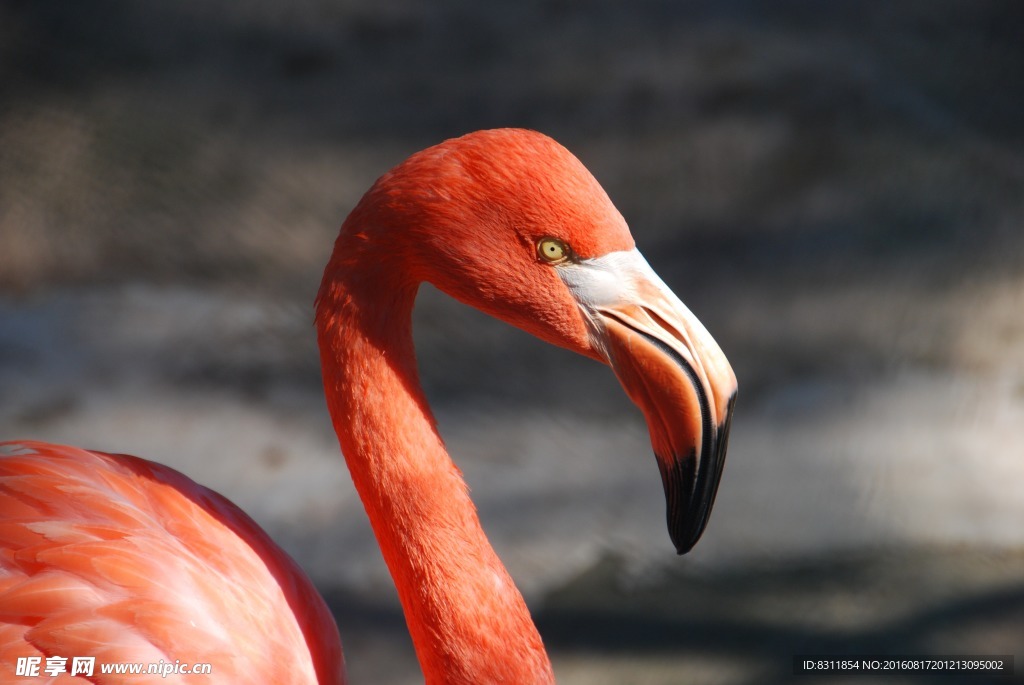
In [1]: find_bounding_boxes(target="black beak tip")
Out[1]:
[674,539,696,556]
[667,506,705,556]
[662,392,737,555]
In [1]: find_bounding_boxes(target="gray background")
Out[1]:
[2,1,1022,683]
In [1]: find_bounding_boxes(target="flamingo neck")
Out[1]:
[316,253,554,684]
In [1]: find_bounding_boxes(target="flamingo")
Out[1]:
[1,129,737,684]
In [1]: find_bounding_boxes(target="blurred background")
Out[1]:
[2,1,1023,683]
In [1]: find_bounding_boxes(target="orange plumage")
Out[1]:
[2,129,736,684]
[0,442,343,684]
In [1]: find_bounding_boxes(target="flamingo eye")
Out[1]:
[537,237,571,264]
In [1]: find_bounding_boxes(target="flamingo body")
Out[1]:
[2,129,737,684]
[0,442,343,684]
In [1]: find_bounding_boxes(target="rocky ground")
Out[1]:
[2,1,1022,683]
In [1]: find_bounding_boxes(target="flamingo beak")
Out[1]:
[559,249,738,554]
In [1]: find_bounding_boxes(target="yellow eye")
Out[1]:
[537,237,570,264]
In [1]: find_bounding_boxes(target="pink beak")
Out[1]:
[562,249,738,553]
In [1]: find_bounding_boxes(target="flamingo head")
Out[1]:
[343,129,737,554]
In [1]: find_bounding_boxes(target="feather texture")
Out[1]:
[0,442,344,685]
